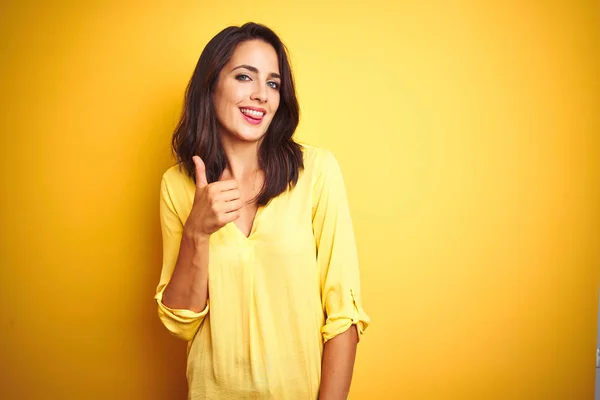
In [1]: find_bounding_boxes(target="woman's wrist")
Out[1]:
[183,224,211,246]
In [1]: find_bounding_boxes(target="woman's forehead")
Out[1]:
[228,40,279,73]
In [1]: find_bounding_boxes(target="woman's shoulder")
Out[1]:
[160,145,340,191]
[299,143,341,176]
[161,164,195,196]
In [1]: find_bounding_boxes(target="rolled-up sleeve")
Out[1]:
[155,174,208,341]
[312,150,370,343]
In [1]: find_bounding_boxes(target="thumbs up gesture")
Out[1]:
[184,156,242,239]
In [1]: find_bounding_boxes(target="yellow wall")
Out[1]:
[1,1,598,399]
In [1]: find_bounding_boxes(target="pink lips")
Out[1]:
[240,109,264,125]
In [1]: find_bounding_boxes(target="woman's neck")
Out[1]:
[220,135,261,181]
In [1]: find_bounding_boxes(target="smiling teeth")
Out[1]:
[241,108,265,117]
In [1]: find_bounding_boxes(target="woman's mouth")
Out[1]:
[240,107,265,125]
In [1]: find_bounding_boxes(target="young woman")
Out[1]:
[155,22,370,399]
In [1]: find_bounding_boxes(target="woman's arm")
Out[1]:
[162,156,241,311]
[161,230,210,312]
[155,156,241,339]
[311,149,370,397]
[318,326,358,400]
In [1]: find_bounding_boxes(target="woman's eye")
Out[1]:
[236,74,251,81]
[267,81,280,90]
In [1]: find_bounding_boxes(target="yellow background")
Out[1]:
[1,1,599,399]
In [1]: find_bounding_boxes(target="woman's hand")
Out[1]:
[184,156,242,239]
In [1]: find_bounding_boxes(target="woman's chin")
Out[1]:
[226,129,267,144]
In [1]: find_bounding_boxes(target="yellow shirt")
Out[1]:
[155,145,370,399]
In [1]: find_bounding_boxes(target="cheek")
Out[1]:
[216,81,243,104]
[212,90,227,117]
[270,95,281,116]
[214,87,241,122]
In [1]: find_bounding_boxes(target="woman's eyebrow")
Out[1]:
[231,64,281,79]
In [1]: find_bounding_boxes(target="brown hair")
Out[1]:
[171,22,303,206]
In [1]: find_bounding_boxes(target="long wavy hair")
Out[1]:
[171,22,304,206]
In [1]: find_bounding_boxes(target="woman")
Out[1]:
[155,22,370,399]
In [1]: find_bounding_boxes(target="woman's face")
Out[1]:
[213,39,281,144]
